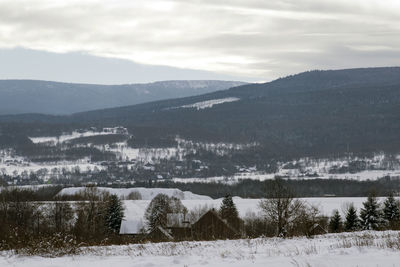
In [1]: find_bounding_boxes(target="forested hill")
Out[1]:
[0,80,246,115]
[1,67,400,158]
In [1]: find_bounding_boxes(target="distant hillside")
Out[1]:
[2,67,400,158]
[0,80,246,115]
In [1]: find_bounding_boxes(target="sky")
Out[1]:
[0,0,399,84]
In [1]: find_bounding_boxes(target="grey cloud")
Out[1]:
[0,0,399,82]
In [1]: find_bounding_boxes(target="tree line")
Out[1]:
[1,182,400,256]
[148,177,400,198]
[0,186,125,255]
[143,179,400,240]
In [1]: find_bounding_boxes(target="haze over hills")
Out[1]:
[0,80,246,115]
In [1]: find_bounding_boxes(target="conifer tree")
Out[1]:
[329,209,342,233]
[360,195,382,230]
[383,194,400,229]
[345,204,359,231]
[219,195,240,229]
[104,194,124,233]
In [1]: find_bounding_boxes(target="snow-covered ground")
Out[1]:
[173,169,400,183]
[29,127,128,145]
[4,126,400,184]
[98,142,179,162]
[0,161,103,177]
[120,196,398,234]
[2,231,399,267]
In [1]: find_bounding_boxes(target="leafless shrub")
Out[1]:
[16,234,82,257]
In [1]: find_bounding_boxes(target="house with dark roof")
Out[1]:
[143,209,241,241]
[166,213,192,240]
[191,209,240,240]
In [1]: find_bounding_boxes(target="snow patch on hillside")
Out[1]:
[0,149,104,181]
[29,127,128,145]
[178,97,240,110]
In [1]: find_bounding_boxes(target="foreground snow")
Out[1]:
[1,231,399,267]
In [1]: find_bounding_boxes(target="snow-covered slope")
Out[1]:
[29,127,128,144]
[179,97,240,110]
[57,187,212,200]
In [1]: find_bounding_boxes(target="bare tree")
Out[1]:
[259,178,304,237]
[144,193,187,232]
[49,201,74,233]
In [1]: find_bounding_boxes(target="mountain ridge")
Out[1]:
[1,66,400,158]
[0,79,247,115]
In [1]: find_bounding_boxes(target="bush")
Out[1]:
[17,234,81,257]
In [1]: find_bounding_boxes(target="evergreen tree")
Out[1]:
[104,194,124,233]
[383,194,400,229]
[219,195,240,230]
[360,195,382,230]
[329,209,342,233]
[345,204,359,231]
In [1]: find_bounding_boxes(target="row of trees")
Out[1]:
[329,194,400,233]
[142,179,400,240]
[213,179,400,238]
[0,187,125,251]
[1,181,399,254]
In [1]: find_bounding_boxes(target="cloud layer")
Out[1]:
[1,0,399,81]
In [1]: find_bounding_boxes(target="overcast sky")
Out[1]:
[1,0,399,84]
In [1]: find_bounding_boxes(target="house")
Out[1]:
[120,208,241,242]
[166,213,191,240]
[309,224,328,236]
[191,209,240,240]
[147,226,174,241]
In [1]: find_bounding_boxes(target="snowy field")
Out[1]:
[0,161,104,177]
[99,143,180,162]
[1,231,399,267]
[173,169,400,184]
[29,127,128,145]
